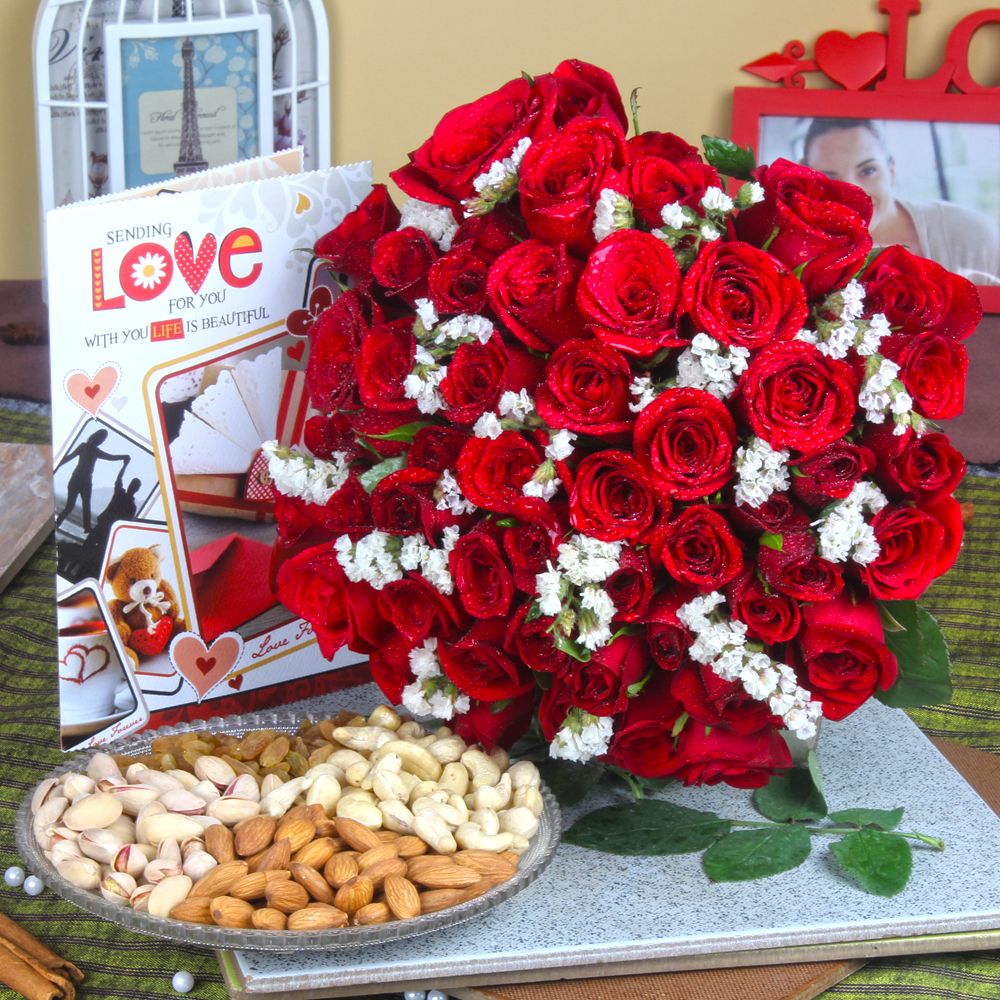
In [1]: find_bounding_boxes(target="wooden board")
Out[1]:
[0,443,52,592]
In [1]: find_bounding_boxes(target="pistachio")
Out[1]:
[56,856,101,890]
[63,793,123,832]
[113,843,153,878]
[258,773,284,799]
[86,752,124,784]
[129,883,154,912]
[189,779,221,805]
[223,773,260,802]
[50,839,83,866]
[147,875,193,918]
[77,828,126,865]
[194,755,237,790]
[182,851,218,882]
[30,778,61,815]
[108,784,160,816]
[143,858,183,885]
[207,796,261,826]
[100,871,136,905]
[62,773,97,800]
[142,812,206,847]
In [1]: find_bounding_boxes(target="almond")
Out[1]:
[293,837,337,870]
[357,842,399,870]
[323,853,359,887]
[333,817,381,852]
[406,857,480,889]
[460,877,494,903]
[189,860,248,898]
[418,887,466,914]
[395,835,429,859]
[332,875,374,914]
[353,901,391,925]
[274,816,315,854]
[230,869,290,901]
[204,824,236,863]
[290,862,336,904]
[287,904,348,930]
[266,879,310,914]
[452,849,518,883]
[253,837,291,872]
[210,895,254,928]
[169,897,213,924]
[251,907,287,930]
[314,819,339,839]
[383,874,421,920]
[233,815,276,857]
[374,829,400,843]
[359,856,407,888]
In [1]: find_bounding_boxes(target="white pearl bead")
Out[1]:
[427,991,449,1000]
[403,992,426,1000]
[172,970,195,993]
[23,875,44,896]
[4,866,25,887]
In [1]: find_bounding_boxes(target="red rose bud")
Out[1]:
[502,520,558,594]
[368,633,418,705]
[439,618,535,702]
[370,227,436,304]
[859,497,963,601]
[537,674,578,742]
[306,290,368,412]
[427,247,489,316]
[634,387,736,501]
[729,491,811,536]
[881,332,968,421]
[453,689,537,751]
[376,574,463,645]
[440,338,507,425]
[302,412,358,462]
[681,241,808,350]
[356,319,418,412]
[725,568,801,645]
[548,59,629,131]
[449,532,515,619]
[736,158,873,297]
[792,596,898,721]
[487,240,585,352]
[655,505,744,589]
[370,467,439,537]
[738,341,858,455]
[518,117,627,255]
[758,528,843,603]
[603,671,684,778]
[669,663,774,736]
[409,426,469,474]
[862,245,982,341]
[273,475,371,546]
[568,634,649,717]
[875,431,965,502]
[624,131,720,228]
[456,431,545,514]
[791,442,876,508]
[577,229,684,357]
[645,589,696,671]
[666,722,792,789]
[504,603,573,674]
[314,184,401,280]
[535,338,634,435]
[568,450,659,542]
[451,211,521,262]
[604,548,654,622]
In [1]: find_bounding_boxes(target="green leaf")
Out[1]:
[701,135,756,180]
[629,87,641,136]
[536,759,604,807]
[358,455,406,493]
[877,602,952,708]
[806,750,826,803]
[626,669,653,698]
[364,421,432,444]
[489,698,513,715]
[495,517,518,528]
[759,532,784,552]
[671,711,689,738]
[876,601,908,633]
[828,807,904,831]
[753,766,828,822]
[552,631,591,663]
[525,602,542,623]
[703,825,811,882]
[831,829,913,896]
[564,800,730,856]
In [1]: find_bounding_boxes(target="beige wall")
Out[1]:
[3,0,994,279]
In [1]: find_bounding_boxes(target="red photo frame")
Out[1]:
[732,88,1000,313]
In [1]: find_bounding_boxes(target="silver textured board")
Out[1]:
[225,689,1000,995]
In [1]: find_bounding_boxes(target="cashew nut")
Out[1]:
[305,773,342,815]
[335,795,383,830]
[344,758,372,788]
[379,799,416,834]
[460,749,501,788]
[498,806,539,839]
[412,811,457,854]
[411,794,465,828]
[454,822,514,853]
[489,747,510,772]
[469,807,500,836]
[512,785,545,817]
[469,772,512,812]
[508,760,541,790]
[396,721,425,740]
[407,779,440,806]
[374,740,443,782]
[328,749,369,773]
[367,705,402,731]
[438,762,469,798]
[332,725,395,753]
[258,776,311,818]
[428,734,467,764]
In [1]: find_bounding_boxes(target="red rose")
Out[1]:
[356,319,416,412]
[486,240,585,352]
[502,519,558,593]
[439,618,534,702]
[275,544,349,659]
[440,338,507,425]
[681,241,808,350]
[504,603,573,674]
[862,245,981,340]
[546,59,628,131]
[729,491,810,536]
[370,467,439,537]
[758,528,843,603]
[408,426,469,474]
[670,663,775,735]
[274,475,372,546]
[645,589,695,671]
[568,450,658,542]
[535,338,634,436]
[738,341,858,454]
[307,291,366,412]
[537,674,577,742]
[577,229,684,356]
[655,505,744,589]
[301,412,359,462]
[518,118,627,254]
[376,574,463,645]
[370,227,436,304]
[726,568,801,645]
[793,597,898,721]
[604,548,654,622]
[569,634,649,717]
[368,633,416,705]
[876,431,965,502]
[314,184,401,281]
[450,531,515,619]
[603,672,683,777]
[428,247,489,316]
[881,332,968,421]
[634,388,736,501]
[791,442,876,508]
[666,722,792,789]
[348,409,419,458]
[736,158,873,297]
[453,690,537,751]
[624,132,720,228]
[859,497,962,600]
[451,211,521,263]
[390,77,547,207]
[456,431,544,514]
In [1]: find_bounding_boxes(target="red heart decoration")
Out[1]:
[59,643,110,683]
[814,31,887,91]
[84,384,100,398]
[174,232,218,294]
[195,656,217,675]
[287,340,306,362]
[170,631,244,702]
[228,674,244,690]
[129,616,174,657]
[65,365,120,416]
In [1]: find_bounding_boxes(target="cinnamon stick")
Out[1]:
[0,911,83,999]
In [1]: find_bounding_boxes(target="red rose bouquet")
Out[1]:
[265,61,978,796]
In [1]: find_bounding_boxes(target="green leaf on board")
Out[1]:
[703,825,811,882]
[536,759,604,808]
[753,766,828,822]
[701,135,756,180]
[831,829,913,896]
[877,602,952,708]
[358,455,406,493]
[828,807,905,831]
[564,800,730,856]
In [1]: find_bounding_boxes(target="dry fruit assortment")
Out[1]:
[29,706,545,931]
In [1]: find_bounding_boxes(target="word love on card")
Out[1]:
[169,631,244,703]
[90,226,263,311]
[64,364,120,416]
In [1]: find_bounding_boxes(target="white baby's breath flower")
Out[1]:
[414,297,439,330]
[592,188,635,242]
[700,186,734,213]
[660,202,687,229]
[676,333,749,399]
[435,468,477,515]
[813,480,887,565]
[498,389,534,422]
[700,222,721,241]
[535,563,564,617]
[473,412,504,439]
[549,711,614,763]
[628,375,658,413]
[545,429,577,462]
[734,437,791,508]
[435,313,494,346]
[522,477,561,501]
[262,441,350,506]
[399,199,458,251]
[557,535,622,586]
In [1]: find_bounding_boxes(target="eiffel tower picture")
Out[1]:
[173,37,208,176]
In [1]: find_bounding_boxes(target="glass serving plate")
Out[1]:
[16,707,561,952]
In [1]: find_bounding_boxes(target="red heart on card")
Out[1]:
[287,340,306,362]
[170,631,243,702]
[228,674,244,690]
[814,31,887,91]
[129,616,174,657]
[174,231,218,294]
[59,643,110,683]
[65,365,120,416]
